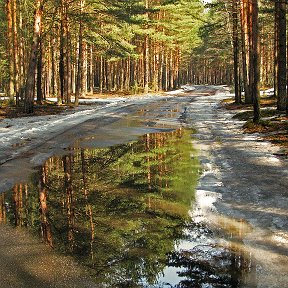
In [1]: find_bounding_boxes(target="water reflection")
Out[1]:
[0,128,255,287]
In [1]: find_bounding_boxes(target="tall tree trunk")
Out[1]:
[6,0,15,101]
[243,0,253,104]
[82,42,87,96]
[144,0,149,94]
[232,0,241,104]
[37,38,43,104]
[169,50,173,89]
[89,45,93,94]
[251,0,260,122]
[75,1,84,106]
[12,0,19,99]
[99,55,103,93]
[275,0,287,111]
[23,0,43,113]
[59,0,70,104]
[154,43,160,92]
[274,0,279,100]
[51,36,58,97]
[19,2,25,99]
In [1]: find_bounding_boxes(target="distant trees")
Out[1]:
[1,0,288,117]
[189,1,234,86]
[193,0,287,121]
[0,0,205,113]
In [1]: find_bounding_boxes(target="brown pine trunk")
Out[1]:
[144,35,149,93]
[6,0,15,101]
[159,47,163,91]
[36,38,43,104]
[19,2,25,98]
[232,0,241,104]
[89,45,93,95]
[164,50,168,90]
[82,42,87,96]
[75,1,84,107]
[169,50,173,90]
[251,0,260,122]
[23,0,43,113]
[12,0,19,98]
[154,43,160,92]
[274,0,279,100]
[242,0,252,104]
[59,0,70,104]
[51,36,58,98]
[125,57,130,91]
[144,0,149,94]
[275,0,287,111]
[100,55,103,93]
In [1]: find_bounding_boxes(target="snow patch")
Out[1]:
[272,232,288,245]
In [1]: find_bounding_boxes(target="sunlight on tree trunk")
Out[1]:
[23,0,43,113]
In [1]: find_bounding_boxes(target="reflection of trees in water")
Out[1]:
[168,244,253,288]
[164,220,256,288]
[39,164,53,247]
[0,193,6,223]
[0,128,254,287]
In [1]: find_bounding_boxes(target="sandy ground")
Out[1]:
[0,86,287,287]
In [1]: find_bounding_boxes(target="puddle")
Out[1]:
[0,128,256,287]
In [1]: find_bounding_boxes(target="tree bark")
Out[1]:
[251,0,260,122]
[6,0,15,101]
[244,0,253,104]
[23,0,43,113]
[75,1,85,106]
[89,45,93,94]
[12,0,19,98]
[240,0,249,103]
[59,0,71,104]
[144,0,149,94]
[36,38,43,104]
[275,0,287,111]
[232,0,241,104]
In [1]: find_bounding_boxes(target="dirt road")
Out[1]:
[186,89,288,288]
[0,86,287,287]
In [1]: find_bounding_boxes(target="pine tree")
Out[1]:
[275,0,287,111]
[23,0,44,113]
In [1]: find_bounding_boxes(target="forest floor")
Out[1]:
[0,86,288,287]
[222,96,288,156]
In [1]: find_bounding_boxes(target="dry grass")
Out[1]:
[0,102,69,119]
[222,95,288,156]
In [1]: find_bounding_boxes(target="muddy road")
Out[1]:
[0,86,287,287]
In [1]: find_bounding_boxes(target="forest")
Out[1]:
[0,0,287,119]
[1,1,288,287]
